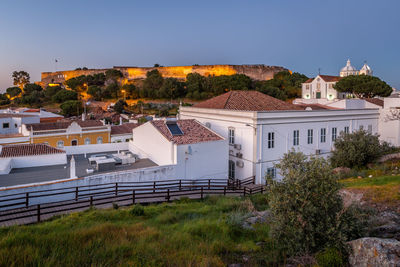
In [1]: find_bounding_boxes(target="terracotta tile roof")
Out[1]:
[193,91,303,111]
[0,143,65,158]
[364,98,384,107]
[26,120,105,131]
[111,123,139,135]
[151,119,223,145]
[303,75,342,83]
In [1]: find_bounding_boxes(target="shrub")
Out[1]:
[112,202,119,210]
[130,204,144,216]
[52,89,78,103]
[267,150,366,256]
[316,247,344,267]
[225,212,248,239]
[60,100,83,117]
[331,130,395,169]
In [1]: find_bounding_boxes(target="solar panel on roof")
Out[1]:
[166,122,183,136]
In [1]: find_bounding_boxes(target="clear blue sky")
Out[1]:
[0,0,399,91]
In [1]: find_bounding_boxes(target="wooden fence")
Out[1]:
[0,176,262,226]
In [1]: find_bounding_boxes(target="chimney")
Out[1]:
[119,116,123,125]
[70,155,77,178]
[81,113,86,121]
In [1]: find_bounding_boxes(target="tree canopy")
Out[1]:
[6,87,22,98]
[12,71,30,89]
[334,75,392,98]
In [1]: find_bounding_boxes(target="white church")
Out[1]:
[300,59,373,102]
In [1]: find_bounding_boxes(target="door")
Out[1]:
[316,92,321,99]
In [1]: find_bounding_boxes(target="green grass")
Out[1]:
[340,175,400,188]
[0,195,279,267]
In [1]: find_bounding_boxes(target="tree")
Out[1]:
[87,85,102,100]
[44,85,62,100]
[23,83,43,94]
[105,83,120,99]
[159,78,185,98]
[121,84,139,99]
[6,87,22,98]
[256,85,287,100]
[105,69,123,81]
[142,70,163,98]
[0,94,10,106]
[267,150,367,256]
[113,99,127,114]
[52,89,78,103]
[20,90,44,106]
[186,73,207,98]
[12,71,30,89]
[256,71,307,99]
[60,100,83,117]
[330,130,394,169]
[334,75,392,98]
[65,75,87,91]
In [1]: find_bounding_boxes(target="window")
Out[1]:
[267,132,274,149]
[97,137,103,144]
[320,128,326,143]
[307,129,313,144]
[368,125,372,133]
[344,126,349,134]
[317,83,321,89]
[359,125,364,130]
[14,123,17,128]
[57,140,64,148]
[306,85,310,90]
[228,128,235,145]
[293,130,299,146]
[2,123,9,129]
[84,138,91,145]
[267,167,276,179]
[332,127,337,141]
[71,139,78,146]
[228,160,235,179]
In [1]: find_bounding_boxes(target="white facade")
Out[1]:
[379,98,400,146]
[130,121,228,180]
[302,75,344,100]
[0,115,39,135]
[180,106,379,184]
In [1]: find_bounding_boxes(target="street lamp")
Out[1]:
[121,89,126,102]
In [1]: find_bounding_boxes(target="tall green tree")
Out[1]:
[159,78,185,98]
[12,71,30,89]
[334,75,392,98]
[52,89,78,103]
[44,85,63,100]
[60,100,83,116]
[87,85,103,100]
[142,70,163,98]
[105,69,123,81]
[23,83,43,94]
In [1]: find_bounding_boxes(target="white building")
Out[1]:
[110,123,138,143]
[301,59,373,101]
[180,90,379,184]
[130,119,228,180]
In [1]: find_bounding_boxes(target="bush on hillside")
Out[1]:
[52,89,78,103]
[60,100,83,117]
[331,130,395,169]
[130,204,144,216]
[266,150,367,256]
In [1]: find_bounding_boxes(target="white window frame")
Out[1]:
[97,137,103,144]
[57,140,64,148]
[266,167,276,179]
[307,129,313,144]
[228,128,235,145]
[84,138,91,145]
[344,126,350,134]
[267,132,274,149]
[320,128,326,143]
[293,130,299,146]
[332,127,337,141]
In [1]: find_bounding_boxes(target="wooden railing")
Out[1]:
[0,177,262,226]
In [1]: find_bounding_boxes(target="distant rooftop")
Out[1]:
[0,143,65,158]
[303,75,342,83]
[193,90,303,111]
[26,120,105,131]
[111,123,139,135]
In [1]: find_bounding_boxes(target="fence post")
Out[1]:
[132,190,136,204]
[208,179,211,190]
[252,176,255,184]
[179,180,182,191]
[250,188,252,195]
[115,183,118,196]
[37,204,41,222]
[261,186,264,194]
[90,196,93,207]
[167,189,170,202]
[153,181,156,193]
[243,187,246,196]
[75,187,78,201]
[201,186,203,200]
[224,186,226,196]
[25,192,29,207]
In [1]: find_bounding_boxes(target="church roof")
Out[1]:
[341,59,357,72]
[303,75,342,83]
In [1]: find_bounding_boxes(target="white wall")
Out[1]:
[63,142,129,155]
[175,139,228,180]
[131,122,174,165]
[379,98,400,146]
[11,153,67,168]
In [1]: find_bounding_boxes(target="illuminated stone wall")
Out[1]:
[40,64,288,86]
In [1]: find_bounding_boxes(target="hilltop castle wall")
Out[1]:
[40,65,288,86]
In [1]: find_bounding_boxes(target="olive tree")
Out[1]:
[266,150,368,256]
